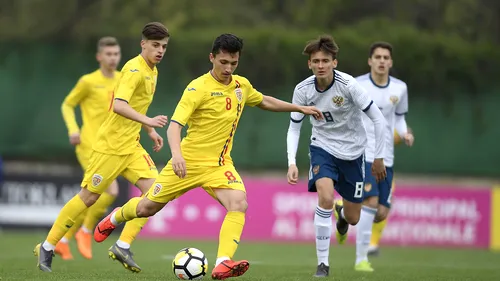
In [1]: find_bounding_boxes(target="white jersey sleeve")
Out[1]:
[395,84,409,135]
[287,86,306,166]
[348,79,372,111]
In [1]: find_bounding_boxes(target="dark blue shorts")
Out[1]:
[364,162,394,208]
[308,145,365,203]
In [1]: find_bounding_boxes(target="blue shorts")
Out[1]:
[308,145,365,203]
[364,162,394,208]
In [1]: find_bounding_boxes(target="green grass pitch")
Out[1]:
[1,231,499,280]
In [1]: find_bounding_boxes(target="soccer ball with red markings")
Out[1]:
[172,247,208,280]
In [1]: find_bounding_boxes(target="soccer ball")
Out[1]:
[172,247,208,280]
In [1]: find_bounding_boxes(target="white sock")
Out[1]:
[215,256,229,266]
[356,206,377,264]
[60,237,68,243]
[42,241,56,251]
[110,211,120,226]
[81,226,91,233]
[315,206,333,266]
[116,240,130,249]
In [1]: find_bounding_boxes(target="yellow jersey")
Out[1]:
[61,69,120,150]
[171,72,264,166]
[93,55,158,155]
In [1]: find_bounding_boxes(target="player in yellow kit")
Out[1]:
[94,34,323,279]
[57,36,121,261]
[34,22,170,273]
[368,127,413,256]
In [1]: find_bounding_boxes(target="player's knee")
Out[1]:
[136,198,163,217]
[78,188,100,207]
[362,196,378,209]
[318,195,334,210]
[226,197,248,213]
[345,211,360,225]
[374,207,389,222]
[106,180,119,197]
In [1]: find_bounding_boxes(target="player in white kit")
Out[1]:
[286,35,388,277]
[353,42,415,271]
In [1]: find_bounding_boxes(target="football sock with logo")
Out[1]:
[356,205,377,264]
[83,192,116,231]
[315,206,333,266]
[112,197,141,225]
[370,218,388,247]
[63,209,87,241]
[117,217,149,249]
[44,194,88,250]
[216,211,245,265]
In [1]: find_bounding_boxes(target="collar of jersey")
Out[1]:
[314,70,336,93]
[207,71,234,87]
[137,54,157,74]
[369,73,390,88]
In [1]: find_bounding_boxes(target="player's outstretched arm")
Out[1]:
[113,99,168,128]
[166,121,186,178]
[286,118,302,185]
[257,95,323,119]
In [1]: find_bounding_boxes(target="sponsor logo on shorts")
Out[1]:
[313,165,320,175]
[364,183,372,192]
[228,179,242,184]
[152,183,162,196]
[92,174,103,187]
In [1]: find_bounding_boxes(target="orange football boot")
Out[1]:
[94,207,119,243]
[54,241,73,260]
[75,228,92,259]
[211,259,250,280]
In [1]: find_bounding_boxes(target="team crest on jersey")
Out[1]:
[92,174,103,187]
[332,96,344,107]
[152,183,162,196]
[313,165,320,175]
[390,96,399,105]
[235,88,243,102]
[364,183,372,192]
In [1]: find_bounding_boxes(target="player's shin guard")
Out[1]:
[117,217,149,248]
[356,206,377,264]
[216,211,245,265]
[113,197,141,224]
[45,195,88,248]
[370,218,388,247]
[83,192,116,231]
[63,209,87,240]
[314,206,333,266]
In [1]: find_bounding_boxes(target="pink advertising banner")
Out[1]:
[130,178,492,248]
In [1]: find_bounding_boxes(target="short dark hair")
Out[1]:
[211,34,244,56]
[142,22,170,40]
[97,36,119,51]
[369,42,393,57]
[303,35,339,59]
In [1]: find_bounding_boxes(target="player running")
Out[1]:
[34,22,170,273]
[57,36,121,261]
[356,42,414,266]
[94,33,323,280]
[286,35,387,277]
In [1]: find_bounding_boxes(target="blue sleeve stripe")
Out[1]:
[291,116,305,123]
[362,100,374,112]
[171,120,185,127]
[114,98,129,103]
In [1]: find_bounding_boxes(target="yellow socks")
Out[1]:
[45,195,87,247]
[83,192,116,231]
[113,197,141,224]
[370,218,388,247]
[118,218,149,246]
[63,209,87,241]
[217,211,245,260]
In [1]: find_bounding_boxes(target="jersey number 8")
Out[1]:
[322,111,334,122]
